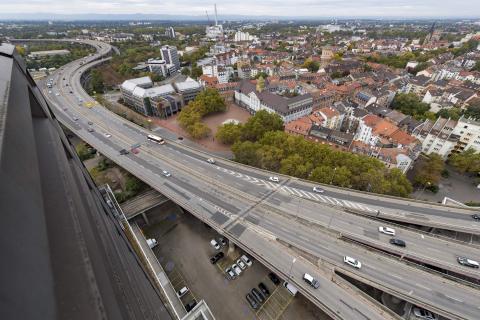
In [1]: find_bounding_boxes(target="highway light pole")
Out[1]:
[416,181,431,200]
[289,257,297,278]
[330,167,337,185]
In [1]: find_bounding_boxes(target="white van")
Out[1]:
[177,286,189,298]
[283,281,298,296]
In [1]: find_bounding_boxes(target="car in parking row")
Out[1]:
[210,252,224,264]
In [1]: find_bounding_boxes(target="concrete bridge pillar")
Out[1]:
[227,241,235,257]
[141,211,150,226]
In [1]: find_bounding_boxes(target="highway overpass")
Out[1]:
[19,38,480,320]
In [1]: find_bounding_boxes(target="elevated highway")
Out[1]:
[28,38,480,320]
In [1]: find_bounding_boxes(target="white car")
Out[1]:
[378,226,396,236]
[232,264,242,276]
[210,239,220,250]
[162,170,171,177]
[177,286,189,298]
[269,176,280,182]
[343,256,362,269]
[236,259,247,270]
[312,186,325,193]
[55,93,60,96]
[104,133,112,138]
[412,307,438,320]
[48,90,52,94]
[240,255,253,267]
[207,158,216,164]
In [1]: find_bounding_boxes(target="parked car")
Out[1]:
[87,128,94,133]
[268,176,280,182]
[210,239,220,250]
[225,267,236,280]
[162,170,171,177]
[185,300,197,312]
[378,226,396,236]
[251,288,265,303]
[246,293,259,310]
[312,186,325,193]
[177,286,189,298]
[119,149,129,155]
[268,272,281,285]
[343,256,362,269]
[457,257,480,268]
[207,158,216,164]
[88,121,93,125]
[210,252,224,264]
[389,238,406,247]
[237,259,247,270]
[412,307,438,319]
[303,273,320,289]
[232,264,242,276]
[258,282,270,296]
[240,255,252,267]
[218,237,227,246]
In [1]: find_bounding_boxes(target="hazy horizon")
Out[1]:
[1,1,480,20]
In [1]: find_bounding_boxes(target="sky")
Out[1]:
[0,0,479,18]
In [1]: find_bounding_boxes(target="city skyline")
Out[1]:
[1,0,480,19]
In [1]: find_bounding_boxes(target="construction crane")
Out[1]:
[205,10,210,25]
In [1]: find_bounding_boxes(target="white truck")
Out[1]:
[146,238,158,249]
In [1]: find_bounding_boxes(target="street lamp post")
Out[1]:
[289,257,297,278]
[416,181,431,200]
[330,167,337,185]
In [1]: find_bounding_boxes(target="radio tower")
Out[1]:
[214,4,218,26]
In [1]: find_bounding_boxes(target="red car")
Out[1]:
[131,148,140,154]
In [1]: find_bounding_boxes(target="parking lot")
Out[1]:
[143,204,330,320]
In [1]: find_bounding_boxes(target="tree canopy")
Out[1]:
[391,93,433,120]
[303,58,320,73]
[412,153,444,187]
[448,149,480,174]
[177,88,226,139]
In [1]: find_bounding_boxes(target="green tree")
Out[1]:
[181,67,191,76]
[216,123,243,144]
[89,69,104,94]
[436,107,463,120]
[76,142,94,161]
[303,58,320,73]
[448,149,480,174]
[472,60,480,72]
[413,153,444,187]
[240,110,284,142]
[391,93,431,120]
[189,122,211,139]
[464,101,480,120]
[232,141,261,166]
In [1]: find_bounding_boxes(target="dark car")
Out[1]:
[268,272,280,285]
[472,214,480,220]
[251,288,265,303]
[389,238,406,247]
[258,282,270,296]
[209,252,224,264]
[119,149,129,155]
[185,300,197,312]
[246,293,259,310]
[177,136,184,140]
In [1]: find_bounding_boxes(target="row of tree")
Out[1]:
[177,88,226,139]
[216,110,413,197]
[391,92,480,121]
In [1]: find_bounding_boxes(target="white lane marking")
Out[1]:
[342,201,353,208]
[281,186,295,195]
[315,195,328,203]
[308,193,320,201]
[415,283,432,291]
[299,190,312,199]
[324,197,337,205]
[292,188,304,197]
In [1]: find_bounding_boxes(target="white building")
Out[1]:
[120,76,153,107]
[452,117,480,153]
[233,31,256,42]
[235,80,313,123]
[160,45,180,72]
[206,4,223,39]
[146,59,176,78]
